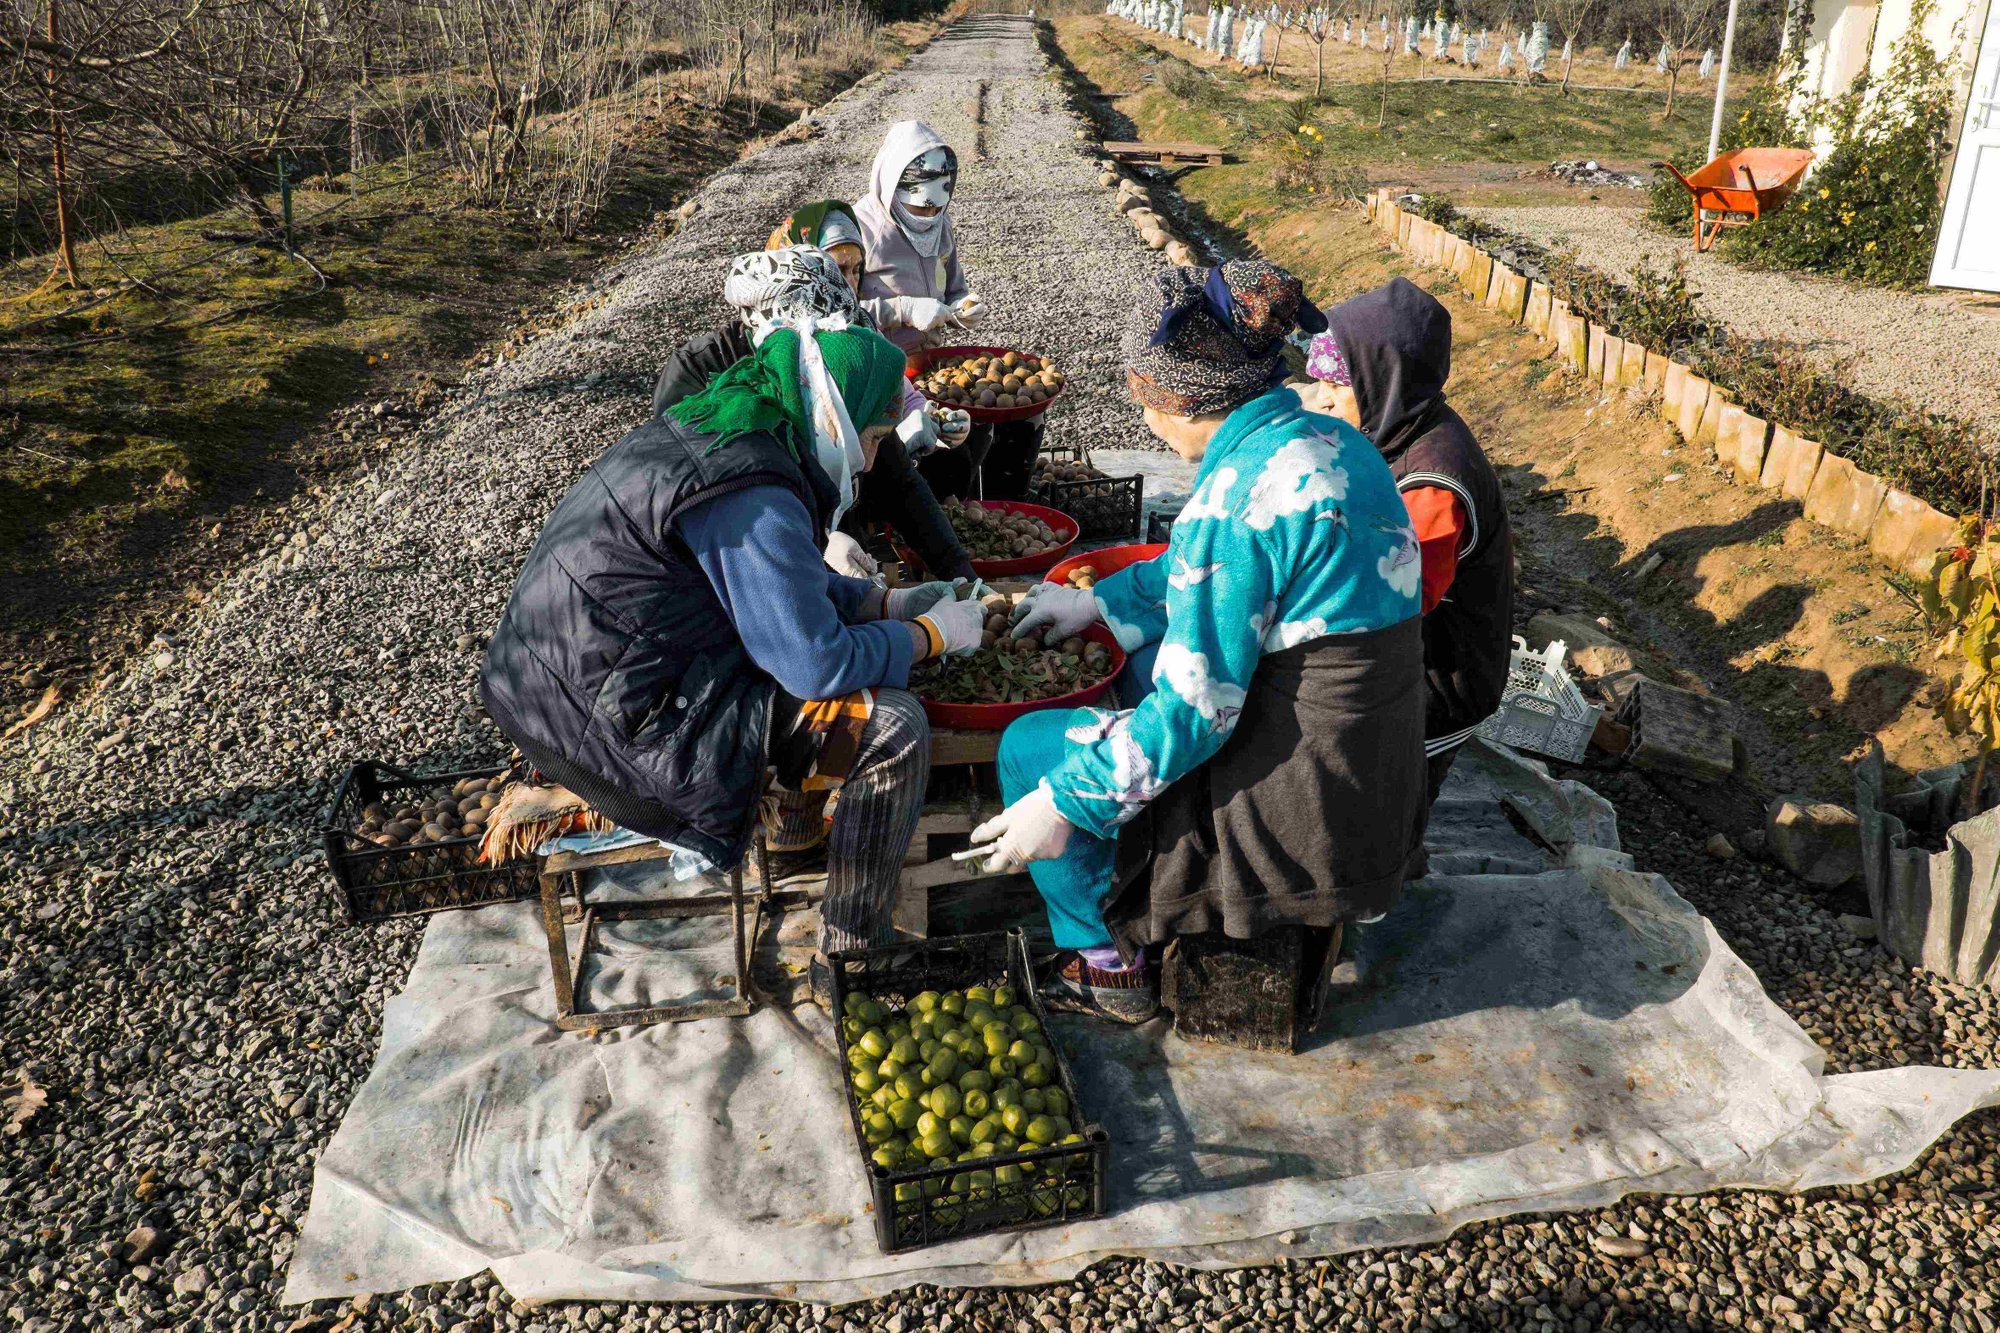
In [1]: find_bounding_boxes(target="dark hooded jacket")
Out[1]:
[479,412,841,868]
[1327,278,1513,751]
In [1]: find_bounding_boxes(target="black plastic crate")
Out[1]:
[1030,473,1143,539]
[828,930,1110,1253]
[1146,510,1179,545]
[322,759,540,924]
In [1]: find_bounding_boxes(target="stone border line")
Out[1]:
[1365,191,1962,580]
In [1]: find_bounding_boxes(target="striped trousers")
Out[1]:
[768,688,931,956]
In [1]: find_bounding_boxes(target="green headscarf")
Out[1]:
[776,200,865,252]
[668,324,908,464]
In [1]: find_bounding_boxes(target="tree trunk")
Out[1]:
[1664,63,1678,118]
[1267,28,1282,77]
[1315,40,1325,97]
[1560,43,1574,94]
[44,0,80,288]
[768,0,781,80]
[1378,47,1392,129]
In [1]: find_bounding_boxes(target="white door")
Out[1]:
[1931,2,2000,291]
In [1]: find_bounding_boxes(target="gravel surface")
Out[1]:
[3,17,1997,1333]
[1470,203,2000,427]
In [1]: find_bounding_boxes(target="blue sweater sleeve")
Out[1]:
[676,486,912,699]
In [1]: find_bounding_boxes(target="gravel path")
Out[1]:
[1470,203,2000,427]
[3,17,1997,1333]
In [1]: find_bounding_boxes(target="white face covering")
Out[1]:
[895,147,955,210]
[892,147,955,258]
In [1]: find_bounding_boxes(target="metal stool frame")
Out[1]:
[537,834,813,1032]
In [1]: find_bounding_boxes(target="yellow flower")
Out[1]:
[1865,240,1878,251]
[1299,124,1311,133]
[1818,187,1830,199]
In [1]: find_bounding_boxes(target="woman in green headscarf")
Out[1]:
[483,320,990,1002]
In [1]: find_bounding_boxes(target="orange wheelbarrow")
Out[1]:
[1655,147,1815,252]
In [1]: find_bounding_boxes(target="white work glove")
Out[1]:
[898,408,941,458]
[953,294,988,328]
[974,783,1074,871]
[891,296,957,333]
[1010,583,1100,641]
[884,580,955,620]
[824,531,880,580]
[917,595,987,657]
[934,407,973,447]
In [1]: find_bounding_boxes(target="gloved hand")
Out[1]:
[1009,583,1100,641]
[917,595,987,657]
[934,407,972,447]
[953,294,988,328]
[891,296,957,333]
[823,531,880,580]
[898,408,940,458]
[884,580,955,620]
[974,783,1074,872]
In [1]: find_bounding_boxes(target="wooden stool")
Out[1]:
[1161,923,1345,1053]
[537,836,813,1032]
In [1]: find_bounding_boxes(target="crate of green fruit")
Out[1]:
[828,930,1110,1253]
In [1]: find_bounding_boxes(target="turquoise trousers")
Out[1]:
[996,643,1160,950]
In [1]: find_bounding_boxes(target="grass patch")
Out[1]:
[1059,17,1731,189]
[0,30,921,606]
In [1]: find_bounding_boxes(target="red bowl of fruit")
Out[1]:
[1045,543,1167,588]
[896,499,1079,578]
[915,623,1127,731]
[907,345,1067,424]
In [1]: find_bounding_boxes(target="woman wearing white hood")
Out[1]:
[855,121,1044,503]
[854,121,978,349]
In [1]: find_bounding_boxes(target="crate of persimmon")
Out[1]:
[1029,456,1144,539]
[829,929,1110,1254]
[321,760,540,924]
[909,585,1123,729]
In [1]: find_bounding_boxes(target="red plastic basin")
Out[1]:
[916,623,1126,731]
[1044,542,1168,587]
[897,499,1080,579]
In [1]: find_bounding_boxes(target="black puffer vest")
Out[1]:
[479,413,835,867]
[1328,277,1514,749]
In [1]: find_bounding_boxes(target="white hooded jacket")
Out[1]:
[854,121,969,352]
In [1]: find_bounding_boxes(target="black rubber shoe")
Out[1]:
[1038,951,1158,1024]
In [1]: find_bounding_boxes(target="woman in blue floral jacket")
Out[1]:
[974,262,1429,1022]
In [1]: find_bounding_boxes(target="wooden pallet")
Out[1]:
[1103,139,1225,168]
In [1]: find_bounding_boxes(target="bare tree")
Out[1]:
[1654,0,1719,117]
[1546,0,1597,93]
[1378,0,1415,127]
[1299,3,1336,96]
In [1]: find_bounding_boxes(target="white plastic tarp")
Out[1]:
[286,747,2000,1307]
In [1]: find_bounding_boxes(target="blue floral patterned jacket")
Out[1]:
[1045,387,1422,839]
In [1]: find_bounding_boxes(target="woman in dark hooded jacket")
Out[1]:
[1306,277,1514,800]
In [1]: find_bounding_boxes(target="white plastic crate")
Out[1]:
[1474,636,1603,764]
